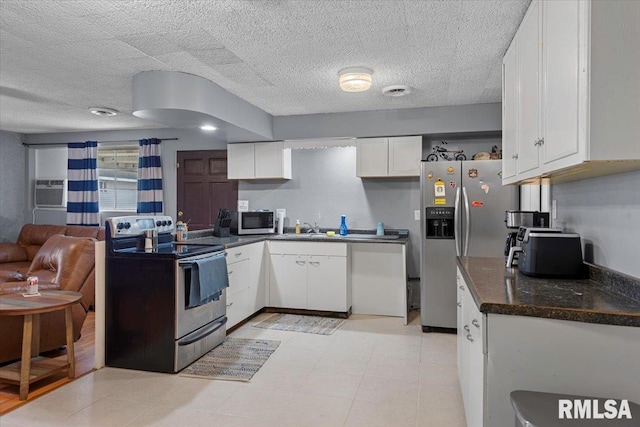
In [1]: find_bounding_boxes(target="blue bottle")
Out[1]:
[339,215,348,236]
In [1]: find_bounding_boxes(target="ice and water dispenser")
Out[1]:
[425,207,455,239]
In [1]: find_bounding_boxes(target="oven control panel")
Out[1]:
[107,215,174,237]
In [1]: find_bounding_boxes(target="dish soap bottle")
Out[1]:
[339,215,348,236]
[295,219,301,234]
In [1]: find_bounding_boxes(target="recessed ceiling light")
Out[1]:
[88,107,118,116]
[382,85,412,97]
[339,67,373,92]
[200,125,217,131]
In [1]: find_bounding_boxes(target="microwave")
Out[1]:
[230,211,275,235]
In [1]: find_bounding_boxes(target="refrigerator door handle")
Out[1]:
[454,187,461,256]
[463,187,470,256]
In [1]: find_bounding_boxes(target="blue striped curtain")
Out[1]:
[137,138,163,214]
[67,141,99,226]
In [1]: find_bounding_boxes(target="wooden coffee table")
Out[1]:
[0,290,82,400]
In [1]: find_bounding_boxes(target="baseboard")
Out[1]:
[422,325,457,334]
[264,306,352,319]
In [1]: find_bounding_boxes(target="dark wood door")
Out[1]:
[177,150,238,230]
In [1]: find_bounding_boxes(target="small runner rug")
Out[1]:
[180,338,280,381]
[253,313,346,335]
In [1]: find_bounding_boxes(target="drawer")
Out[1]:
[225,246,250,262]
[227,258,250,295]
[268,241,347,256]
[226,288,248,329]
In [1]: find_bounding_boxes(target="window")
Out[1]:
[97,145,138,211]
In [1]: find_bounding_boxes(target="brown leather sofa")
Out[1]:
[0,224,105,302]
[0,224,104,364]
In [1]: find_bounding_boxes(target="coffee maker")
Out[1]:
[504,211,550,264]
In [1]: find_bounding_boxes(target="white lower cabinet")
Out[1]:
[268,241,350,312]
[269,254,308,309]
[224,242,266,329]
[456,267,485,427]
[457,266,640,426]
[307,255,348,312]
[226,258,250,328]
[351,243,407,322]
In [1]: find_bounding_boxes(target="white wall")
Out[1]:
[33,146,67,225]
[552,170,640,278]
[0,131,26,241]
[35,146,66,178]
[423,135,502,160]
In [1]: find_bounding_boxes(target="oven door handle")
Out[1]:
[177,316,227,346]
[178,251,227,265]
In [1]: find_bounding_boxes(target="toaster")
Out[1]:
[516,227,584,278]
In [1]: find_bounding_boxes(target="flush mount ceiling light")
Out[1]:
[339,67,373,92]
[88,107,118,117]
[200,124,217,131]
[382,85,412,97]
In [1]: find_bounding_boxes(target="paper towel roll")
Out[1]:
[277,211,285,234]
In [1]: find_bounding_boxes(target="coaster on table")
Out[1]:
[22,292,41,297]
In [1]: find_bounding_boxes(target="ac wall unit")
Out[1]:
[34,179,67,207]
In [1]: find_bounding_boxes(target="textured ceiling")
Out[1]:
[0,0,530,134]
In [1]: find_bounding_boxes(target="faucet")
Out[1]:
[303,222,320,233]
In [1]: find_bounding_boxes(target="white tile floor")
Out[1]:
[0,312,466,427]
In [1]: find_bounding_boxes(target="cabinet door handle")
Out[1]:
[309,261,320,266]
[459,285,465,291]
[512,154,518,159]
[457,302,462,307]
[464,325,470,332]
[472,319,480,328]
[466,333,474,342]
[296,261,306,266]
[234,252,242,257]
[226,302,233,308]
[539,137,544,145]
[228,270,233,275]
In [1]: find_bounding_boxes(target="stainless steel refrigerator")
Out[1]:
[420,160,518,331]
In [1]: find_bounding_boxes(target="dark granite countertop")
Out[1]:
[268,233,408,244]
[186,235,266,249]
[457,257,640,327]
[184,229,408,247]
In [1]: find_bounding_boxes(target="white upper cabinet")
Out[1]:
[388,136,423,176]
[516,0,542,177]
[227,141,292,180]
[503,0,640,184]
[541,0,581,166]
[356,136,422,178]
[501,41,518,181]
[356,138,388,177]
[227,143,255,180]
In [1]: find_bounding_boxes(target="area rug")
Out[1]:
[180,338,280,382]
[252,313,346,335]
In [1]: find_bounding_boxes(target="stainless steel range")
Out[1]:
[105,215,228,373]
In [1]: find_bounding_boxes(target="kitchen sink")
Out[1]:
[285,233,329,238]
